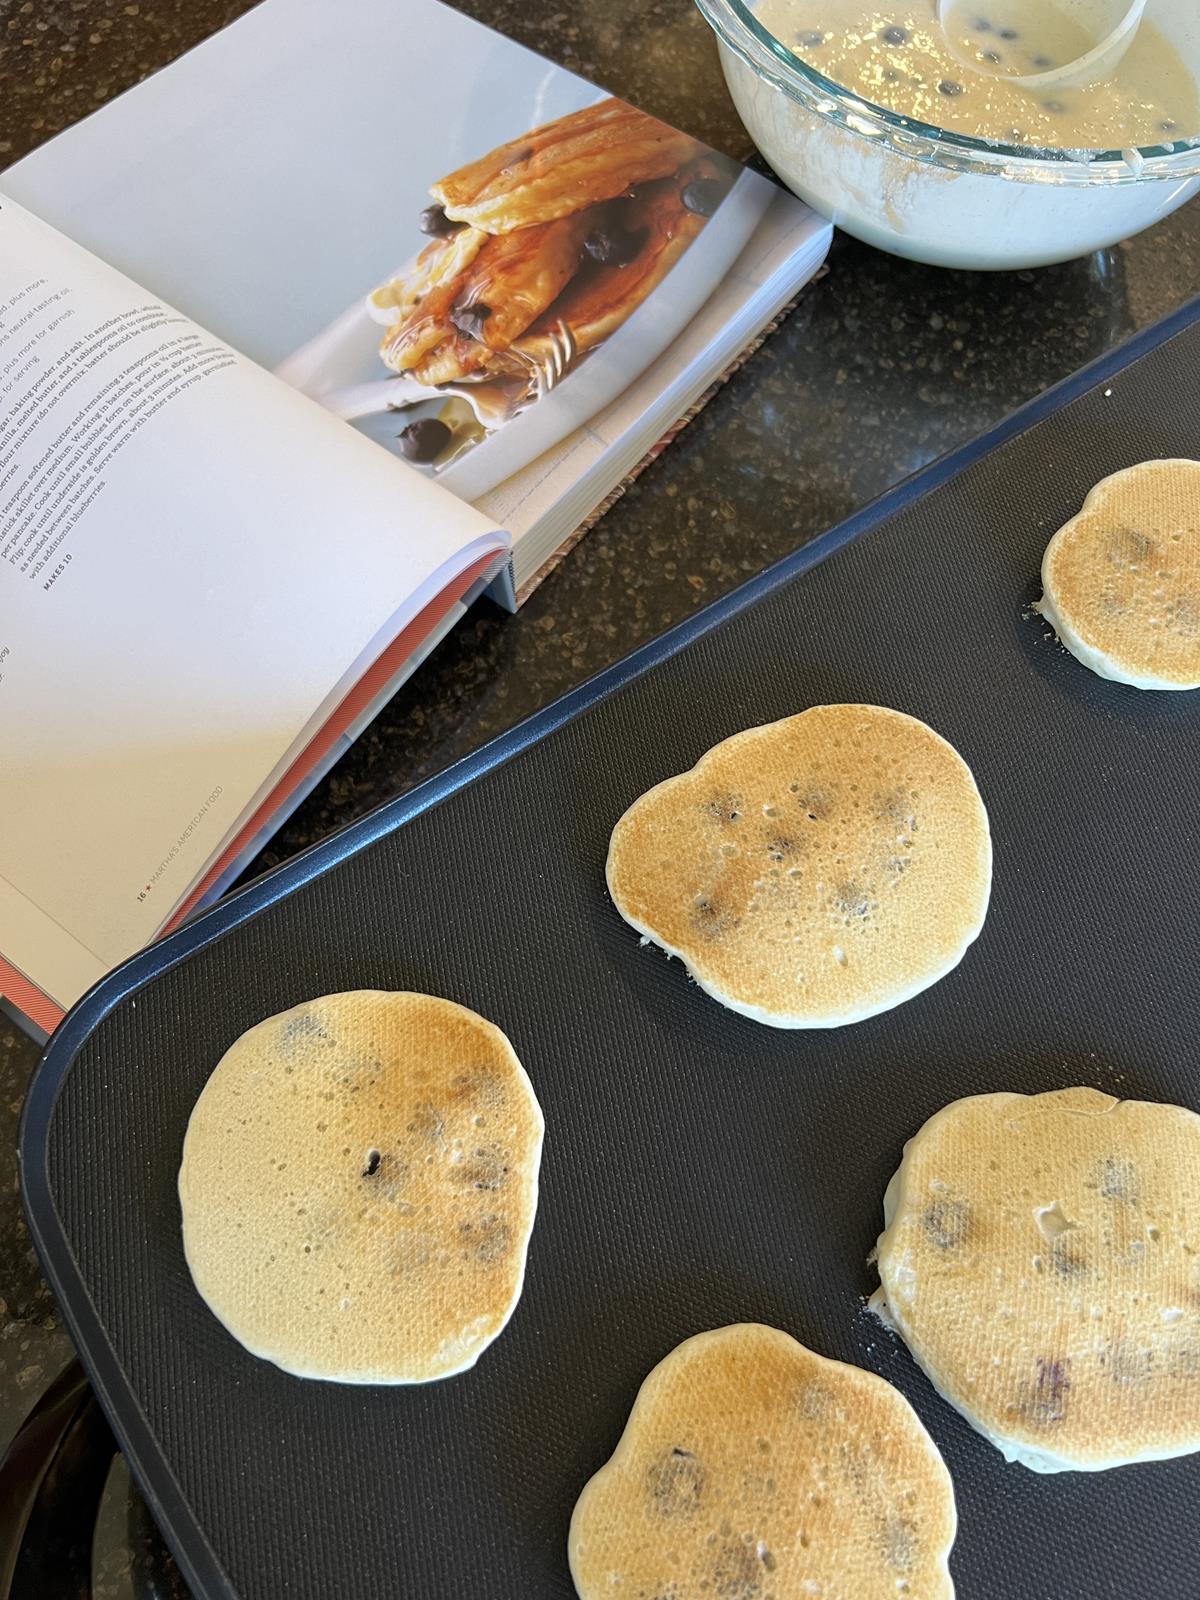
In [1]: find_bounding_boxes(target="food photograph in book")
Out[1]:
[277,96,745,480]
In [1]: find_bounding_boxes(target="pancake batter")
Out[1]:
[757,0,1198,147]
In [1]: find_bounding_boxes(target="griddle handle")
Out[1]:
[0,1357,116,1599]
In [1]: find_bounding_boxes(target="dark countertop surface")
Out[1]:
[2,1,1199,1593]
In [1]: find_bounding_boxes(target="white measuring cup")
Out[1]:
[935,0,1148,90]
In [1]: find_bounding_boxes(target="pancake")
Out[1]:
[431,97,699,234]
[366,224,488,328]
[377,276,464,375]
[568,1323,957,1600]
[606,705,991,1028]
[504,165,711,366]
[438,165,718,390]
[379,213,588,377]
[178,991,544,1383]
[872,1087,1200,1472]
[1035,459,1200,690]
[410,330,494,388]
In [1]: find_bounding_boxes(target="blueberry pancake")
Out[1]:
[606,704,991,1027]
[379,211,590,378]
[569,1324,957,1600]
[179,991,544,1383]
[373,100,726,397]
[501,161,715,367]
[366,223,487,329]
[873,1087,1200,1470]
[430,96,700,234]
[1036,459,1200,690]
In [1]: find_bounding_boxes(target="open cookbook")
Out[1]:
[0,0,831,1037]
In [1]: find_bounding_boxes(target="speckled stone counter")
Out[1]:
[2,0,1199,1593]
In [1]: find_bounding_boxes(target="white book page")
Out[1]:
[1,0,825,557]
[0,200,503,1007]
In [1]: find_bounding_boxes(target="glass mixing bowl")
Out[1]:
[695,0,1200,268]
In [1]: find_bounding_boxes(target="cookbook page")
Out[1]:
[0,198,503,1011]
[1,0,816,512]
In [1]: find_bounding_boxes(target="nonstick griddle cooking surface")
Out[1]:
[22,300,1200,1600]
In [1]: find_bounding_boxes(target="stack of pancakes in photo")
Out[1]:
[368,98,732,398]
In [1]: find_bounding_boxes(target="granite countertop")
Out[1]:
[2,1,1199,1593]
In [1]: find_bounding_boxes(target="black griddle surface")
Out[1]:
[22,300,1200,1600]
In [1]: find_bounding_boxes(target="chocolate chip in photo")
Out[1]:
[397,417,452,463]
[998,25,1019,39]
[938,79,964,96]
[798,29,825,46]
[882,24,908,44]
[681,176,728,216]
[419,205,463,237]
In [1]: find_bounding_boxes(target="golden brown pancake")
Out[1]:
[379,212,589,377]
[606,705,991,1028]
[459,210,592,351]
[378,281,461,375]
[569,1324,957,1600]
[1036,459,1200,690]
[873,1087,1200,1471]
[409,330,492,387]
[428,166,715,387]
[504,164,711,367]
[431,97,699,233]
[366,224,487,327]
[178,991,544,1383]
